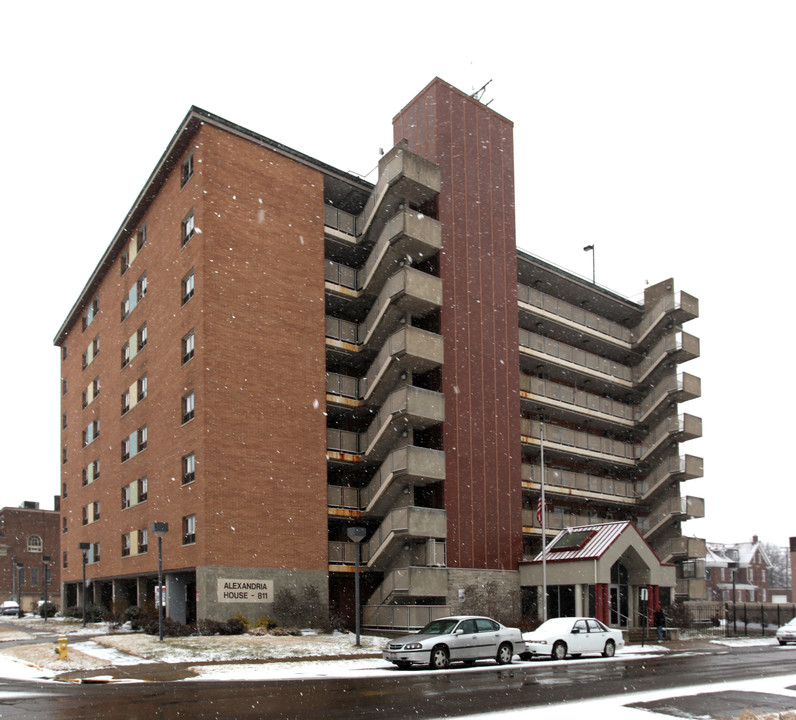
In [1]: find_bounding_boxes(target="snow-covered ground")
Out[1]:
[2,616,795,718]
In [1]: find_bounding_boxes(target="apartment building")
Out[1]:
[55,77,703,629]
[0,502,60,612]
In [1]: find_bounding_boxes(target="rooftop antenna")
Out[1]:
[471,80,494,106]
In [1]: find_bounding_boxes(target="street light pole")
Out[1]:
[15,562,23,618]
[78,543,90,626]
[583,244,595,284]
[346,527,367,647]
[151,522,169,642]
[42,556,51,623]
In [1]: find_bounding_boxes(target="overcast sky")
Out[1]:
[2,2,793,549]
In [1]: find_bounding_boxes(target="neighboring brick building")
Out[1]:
[0,502,60,612]
[54,78,702,629]
[706,536,774,602]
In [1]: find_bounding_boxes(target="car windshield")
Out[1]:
[418,619,458,635]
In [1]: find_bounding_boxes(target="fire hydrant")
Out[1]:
[56,635,68,660]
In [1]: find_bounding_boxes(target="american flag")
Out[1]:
[536,497,545,525]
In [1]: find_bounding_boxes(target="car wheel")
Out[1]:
[429,645,450,670]
[496,642,513,665]
[552,641,567,660]
[396,661,412,670]
[602,640,616,658]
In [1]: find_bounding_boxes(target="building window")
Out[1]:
[138,324,147,349]
[138,374,148,401]
[121,274,146,321]
[122,425,147,462]
[82,296,99,331]
[62,378,68,395]
[91,542,100,564]
[121,533,131,557]
[17,566,25,589]
[182,210,195,246]
[83,335,100,370]
[63,551,67,569]
[62,345,68,361]
[62,446,67,465]
[121,250,129,275]
[183,514,196,545]
[27,535,42,553]
[137,528,148,554]
[182,391,195,424]
[82,419,100,447]
[62,481,68,498]
[138,425,148,451]
[82,506,88,525]
[181,152,194,187]
[182,452,195,484]
[121,485,131,509]
[138,476,148,502]
[136,225,147,251]
[182,269,195,304]
[92,501,100,521]
[31,567,39,587]
[82,459,100,486]
[62,413,68,429]
[182,330,195,364]
[62,516,68,534]
[121,389,130,415]
[122,341,131,368]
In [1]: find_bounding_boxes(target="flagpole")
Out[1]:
[540,419,547,622]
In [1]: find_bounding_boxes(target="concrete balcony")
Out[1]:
[363,603,451,632]
[634,331,700,385]
[360,210,442,295]
[362,327,444,406]
[640,495,705,539]
[361,446,446,517]
[367,565,448,606]
[519,329,634,390]
[361,386,445,462]
[520,373,635,430]
[638,413,702,464]
[522,507,594,533]
[521,417,637,466]
[518,282,635,350]
[521,463,637,506]
[325,268,442,353]
[636,372,701,425]
[358,142,441,242]
[635,291,699,348]
[638,454,703,501]
[656,536,707,563]
[366,506,447,570]
[675,577,706,599]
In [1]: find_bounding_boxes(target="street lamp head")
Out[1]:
[78,542,90,557]
[346,527,367,543]
[151,521,169,537]
[42,555,51,565]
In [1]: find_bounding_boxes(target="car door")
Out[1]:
[475,618,502,658]
[448,619,479,661]
[569,619,591,653]
[586,619,608,654]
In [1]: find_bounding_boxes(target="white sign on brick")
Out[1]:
[217,578,274,603]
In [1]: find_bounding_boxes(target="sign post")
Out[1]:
[347,527,367,647]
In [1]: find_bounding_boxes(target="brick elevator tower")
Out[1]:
[394,78,523,571]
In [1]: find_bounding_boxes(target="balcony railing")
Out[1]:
[636,372,701,423]
[519,329,633,384]
[635,291,699,346]
[521,418,637,463]
[639,413,702,462]
[634,331,700,385]
[518,283,634,345]
[324,205,362,237]
[327,485,360,510]
[637,454,703,499]
[521,463,637,502]
[520,374,634,424]
[639,495,705,536]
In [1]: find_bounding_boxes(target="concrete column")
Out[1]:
[574,584,583,617]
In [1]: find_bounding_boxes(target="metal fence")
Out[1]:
[680,602,796,638]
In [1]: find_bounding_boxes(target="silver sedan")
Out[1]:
[383,615,524,670]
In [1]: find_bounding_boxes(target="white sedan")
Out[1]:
[521,617,624,660]
[776,617,796,645]
[383,616,524,669]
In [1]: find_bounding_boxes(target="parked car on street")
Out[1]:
[383,615,524,669]
[0,601,20,616]
[776,617,796,645]
[521,617,624,660]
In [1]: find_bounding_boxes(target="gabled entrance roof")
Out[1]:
[520,522,675,588]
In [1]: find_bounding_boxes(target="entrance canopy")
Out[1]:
[520,522,675,589]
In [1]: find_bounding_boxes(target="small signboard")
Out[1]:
[217,578,274,603]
